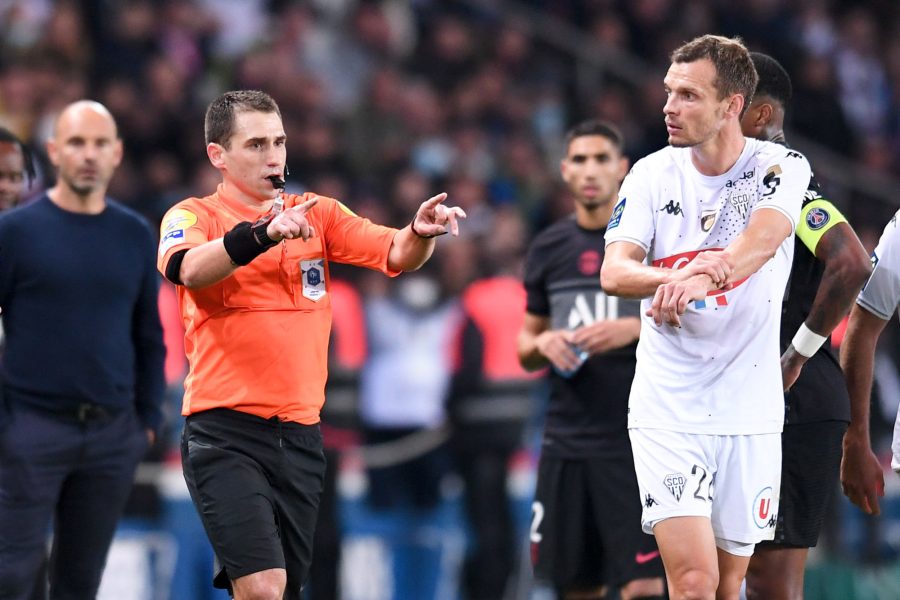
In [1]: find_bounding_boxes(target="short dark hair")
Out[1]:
[671,35,758,116]
[204,90,282,148]
[564,119,624,153]
[0,127,36,186]
[749,52,792,107]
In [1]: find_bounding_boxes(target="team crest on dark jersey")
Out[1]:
[806,207,830,230]
[578,249,601,275]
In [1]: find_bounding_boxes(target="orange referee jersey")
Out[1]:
[157,184,399,424]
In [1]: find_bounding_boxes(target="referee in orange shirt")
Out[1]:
[158,90,465,600]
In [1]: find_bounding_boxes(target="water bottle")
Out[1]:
[554,344,589,378]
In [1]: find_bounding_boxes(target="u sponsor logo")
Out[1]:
[752,486,775,529]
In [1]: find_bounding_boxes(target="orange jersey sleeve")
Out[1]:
[159,186,401,424]
[157,198,214,275]
[317,197,401,276]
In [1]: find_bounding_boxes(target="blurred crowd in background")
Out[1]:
[2,0,900,598]
[3,0,900,232]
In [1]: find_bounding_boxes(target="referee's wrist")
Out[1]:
[410,219,439,239]
[223,220,279,266]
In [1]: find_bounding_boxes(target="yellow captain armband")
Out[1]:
[796,199,847,254]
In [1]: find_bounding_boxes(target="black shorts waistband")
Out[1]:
[187,407,320,432]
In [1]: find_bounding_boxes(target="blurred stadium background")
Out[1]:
[2,1,899,598]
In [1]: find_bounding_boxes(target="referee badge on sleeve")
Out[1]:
[300,258,327,301]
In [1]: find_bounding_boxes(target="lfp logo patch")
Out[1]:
[608,198,626,229]
[806,207,830,230]
[162,208,198,234]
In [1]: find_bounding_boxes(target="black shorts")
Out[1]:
[758,420,847,549]
[531,445,663,592]
[181,408,326,598]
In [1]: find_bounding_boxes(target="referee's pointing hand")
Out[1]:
[267,196,319,242]
[412,192,467,237]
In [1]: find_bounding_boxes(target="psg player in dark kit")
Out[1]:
[740,52,872,600]
[518,120,665,600]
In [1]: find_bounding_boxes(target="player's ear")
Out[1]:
[207,143,225,170]
[757,103,773,126]
[727,93,745,119]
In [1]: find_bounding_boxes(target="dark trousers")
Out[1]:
[455,447,516,600]
[363,427,450,510]
[0,403,148,600]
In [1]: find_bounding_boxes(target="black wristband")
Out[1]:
[410,219,442,239]
[223,221,278,266]
[251,221,279,249]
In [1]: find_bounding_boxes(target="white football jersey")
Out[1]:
[857,210,900,322]
[605,138,809,434]
[855,210,900,472]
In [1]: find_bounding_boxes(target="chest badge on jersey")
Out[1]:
[578,249,601,275]
[701,209,718,232]
[729,192,751,220]
[300,258,327,301]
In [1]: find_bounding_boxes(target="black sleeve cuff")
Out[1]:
[223,221,278,266]
[163,249,188,285]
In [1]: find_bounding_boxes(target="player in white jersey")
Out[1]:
[840,210,900,515]
[601,35,810,600]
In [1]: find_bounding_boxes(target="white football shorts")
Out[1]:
[629,428,781,550]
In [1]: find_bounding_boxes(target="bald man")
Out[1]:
[0,101,165,599]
